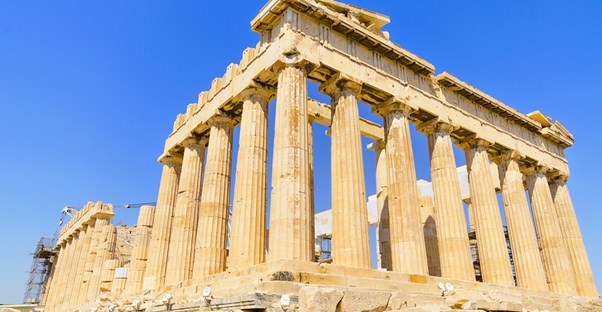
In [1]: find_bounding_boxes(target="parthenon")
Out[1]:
[40,0,601,311]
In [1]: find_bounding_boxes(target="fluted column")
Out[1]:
[39,252,58,306]
[368,140,392,271]
[308,116,315,260]
[193,115,234,278]
[268,61,314,262]
[419,122,474,281]
[462,138,514,286]
[550,175,598,297]
[57,234,78,310]
[88,225,117,300]
[166,138,207,285]
[526,166,576,294]
[229,87,272,270]
[374,98,428,275]
[144,156,182,290]
[80,218,106,304]
[44,242,66,310]
[321,75,370,268]
[125,205,155,295]
[495,152,547,291]
[420,196,441,277]
[72,224,93,307]
[100,259,121,293]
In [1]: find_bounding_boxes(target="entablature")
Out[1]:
[251,0,434,75]
[163,4,573,176]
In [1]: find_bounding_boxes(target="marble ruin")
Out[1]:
[41,0,601,311]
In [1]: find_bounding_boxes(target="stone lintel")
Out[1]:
[436,72,543,133]
[308,98,383,140]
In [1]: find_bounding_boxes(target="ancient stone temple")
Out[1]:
[41,0,601,311]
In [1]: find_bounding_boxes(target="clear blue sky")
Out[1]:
[1,0,601,304]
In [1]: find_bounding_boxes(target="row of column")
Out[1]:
[43,215,116,311]
[144,88,273,289]
[145,60,597,299]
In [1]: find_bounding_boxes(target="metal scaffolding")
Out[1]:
[23,237,56,304]
[468,225,516,285]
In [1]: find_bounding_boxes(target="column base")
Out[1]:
[73,261,602,312]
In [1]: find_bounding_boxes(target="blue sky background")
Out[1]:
[1,0,601,303]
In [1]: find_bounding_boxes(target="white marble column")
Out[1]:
[463,139,514,286]
[496,152,547,291]
[166,137,207,285]
[268,61,314,262]
[550,175,598,297]
[368,140,392,271]
[419,121,474,281]
[72,224,93,307]
[229,87,272,270]
[526,166,576,294]
[374,98,428,275]
[322,75,371,268]
[193,115,234,278]
[125,205,155,295]
[144,155,182,290]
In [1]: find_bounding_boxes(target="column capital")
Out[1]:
[319,73,362,96]
[159,153,183,166]
[181,136,208,149]
[491,149,524,164]
[272,58,316,76]
[237,82,275,103]
[547,169,570,183]
[372,96,417,117]
[456,135,493,151]
[522,164,550,177]
[207,113,236,128]
[416,118,456,136]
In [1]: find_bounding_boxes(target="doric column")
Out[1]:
[368,140,392,271]
[495,152,547,291]
[88,225,117,300]
[43,242,66,310]
[419,121,474,281]
[420,196,441,277]
[526,166,576,294]
[100,259,121,293]
[39,252,58,306]
[57,234,78,310]
[72,224,93,307]
[321,75,370,268]
[462,138,514,286]
[374,98,428,275]
[268,61,314,262]
[79,218,106,304]
[143,155,182,290]
[229,87,272,270]
[125,205,155,295]
[193,115,234,278]
[166,137,207,285]
[550,175,598,297]
[307,116,315,260]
